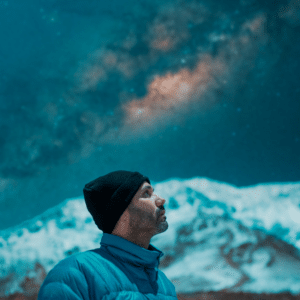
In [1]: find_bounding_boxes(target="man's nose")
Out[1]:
[156,196,166,207]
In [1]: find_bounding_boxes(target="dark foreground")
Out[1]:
[177,292,300,300]
[1,291,299,300]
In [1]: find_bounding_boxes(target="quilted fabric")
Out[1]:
[38,233,178,300]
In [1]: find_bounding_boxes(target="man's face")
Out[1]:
[126,181,168,237]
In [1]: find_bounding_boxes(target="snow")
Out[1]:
[1,176,300,297]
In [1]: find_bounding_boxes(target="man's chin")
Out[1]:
[154,222,168,236]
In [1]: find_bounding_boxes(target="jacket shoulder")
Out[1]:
[38,251,95,300]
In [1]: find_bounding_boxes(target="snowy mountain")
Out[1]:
[1,177,300,298]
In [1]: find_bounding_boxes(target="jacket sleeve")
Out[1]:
[38,263,89,300]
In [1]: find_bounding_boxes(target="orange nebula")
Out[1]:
[72,7,270,148]
[117,54,226,139]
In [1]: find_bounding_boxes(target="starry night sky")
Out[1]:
[0,0,299,230]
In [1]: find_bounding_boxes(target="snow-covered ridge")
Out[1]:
[1,177,300,297]
[153,177,300,250]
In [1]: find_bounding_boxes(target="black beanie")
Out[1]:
[83,170,150,234]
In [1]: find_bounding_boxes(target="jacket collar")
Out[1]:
[100,233,164,269]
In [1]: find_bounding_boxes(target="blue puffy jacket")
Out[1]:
[38,233,178,299]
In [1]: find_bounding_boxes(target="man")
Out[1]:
[38,170,178,299]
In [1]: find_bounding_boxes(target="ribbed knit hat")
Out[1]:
[83,170,150,234]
